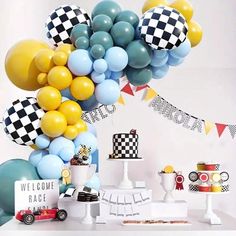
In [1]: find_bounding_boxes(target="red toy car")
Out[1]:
[16,208,67,225]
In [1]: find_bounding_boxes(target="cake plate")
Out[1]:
[78,201,100,224]
[108,159,144,189]
[189,191,229,225]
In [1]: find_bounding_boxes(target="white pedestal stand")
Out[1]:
[108,159,144,189]
[190,191,229,225]
[80,201,100,224]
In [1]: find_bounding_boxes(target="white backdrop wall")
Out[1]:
[1,0,236,217]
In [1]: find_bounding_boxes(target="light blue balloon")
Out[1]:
[35,134,50,149]
[37,155,64,179]
[49,137,75,155]
[29,150,49,167]
[169,39,191,58]
[68,49,93,76]
[167,54,184,66]
[95,79,120,105]
[86,123,97,137]
[61,88,76,100]
[85,174,100,191]
[104,47,128,72]
[91,71,106,83]
[74,131,97,153]
[153,50,168,59]
[93,59,108,73]
[110,71,123,81]
[151,53,168,67]
[59,147,75,162]
[105,69,112,79]
[152,64,169,79]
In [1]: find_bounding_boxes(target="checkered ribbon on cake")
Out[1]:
[46,5,91,46]
[140,6,188,50]
[221,185,229,192]
[113,134,138,158]
[3,97,45,146]
[189,184,198,192]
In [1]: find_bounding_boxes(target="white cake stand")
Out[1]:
[108,158,144,189]
[189,191,229,225]
[79,201,100,224]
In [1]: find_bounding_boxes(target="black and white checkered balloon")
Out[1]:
[46,5,91,46]
[3,97,45,146]
[139,6,188,50]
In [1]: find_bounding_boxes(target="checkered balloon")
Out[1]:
[2,97,45,146]
[46,5,91,46]
[139,6,188,50]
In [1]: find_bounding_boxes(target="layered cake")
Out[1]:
[109,129,141,159]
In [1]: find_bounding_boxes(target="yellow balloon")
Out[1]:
[35,49,55,72]
[41,111,67,138]
[170,0,193,22]
[70,77,95,101]
[187,20,203,47]
[55,44,75,55]
[74,119,88,135]
[142,0,169,13]
[58,100,82,125]
[5,39,50,91]
[37,86,62,111]
[47,66,73,90]
[37,73,48,85]
[53,51,68,66]
[64,125,79,140]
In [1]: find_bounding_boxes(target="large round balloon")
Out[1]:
[46,5,91,46]
[0,159,40,214]
[5,40,50,91]
[140,6,188,50]
[3,97,45,146]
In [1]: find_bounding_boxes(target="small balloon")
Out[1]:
[85,174,101,191]
[90,31,114,50]
[35,49,55,73]
[187,20,203,47]
[49,136,75,155]
[169,39,191,58]
[93,59,108,73]
[91,71,106,83]
[115,10,139,28]
[63,125,79,140]
[74,119,88,134]
[152,64,169,79]
[167,54,184,66]
[77,95,99,111]
[70,24,92,45]
[75,36,89,49]
[59,147,75,162]
[90,44,105,59]
[74,131,97,153]
[92,14,113,32]
[35,134,51,149]
[151,53,169,67]
[53,51,68,66]
[29,149,49,167]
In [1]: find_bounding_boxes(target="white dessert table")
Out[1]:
[1,210,236,236]
[108,159,144,189]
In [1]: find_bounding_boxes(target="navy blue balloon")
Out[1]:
[77,94,99,111]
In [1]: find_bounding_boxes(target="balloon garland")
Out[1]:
[2,0,202,182]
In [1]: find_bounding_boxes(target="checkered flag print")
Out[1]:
[228,125,236,139]
[189,184,198,192]
[46,5,91,46]
[139,6,188,50]
[221,185,229,192]
[3,97,45,146]
[112,133,139,158]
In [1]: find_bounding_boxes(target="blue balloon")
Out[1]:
[29,150,49,167]
[61,88,76,100]
[68,49,93,76]
[153,50,168,59]
[91,71,105,83]
[74,131,97,153]
[85,174,100,191]
[37,154,64,179]
[105,69,112,79]
[93,59,108,73]
[95,79,120,105]
[134,26,141,40]
[49,137,75,155]
[77,94,99,111]
[104,47,128,72]
[110,71,123,81]
[35,134,50,149]
[167,54,184,66]
[152,64,169,79]
[86,123,97,137]
[169,39,191,58]
[59,147,75,162]
[151,53,168,67]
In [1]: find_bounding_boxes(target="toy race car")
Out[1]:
[16,208,67,225]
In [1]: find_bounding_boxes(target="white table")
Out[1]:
[1,210,236,236]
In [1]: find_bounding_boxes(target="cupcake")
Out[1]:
[211,183,222,192]
[198,183,211,192]
[197,162,206,171]
[205,162,220,171]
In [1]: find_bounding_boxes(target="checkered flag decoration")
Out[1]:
[189,184,198,192]
[139,6,188,50]
[221,185,229,192]
[2,97,45,146]
[110,130,141,159]
[46,5,91,46]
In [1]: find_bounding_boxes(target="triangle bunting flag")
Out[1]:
[204,120,215,135]
[121,83,134,96]
[136,84,150,92]
[228,125,236,139]
[144,88,158,101]
[117,95,125,105]
[215,123,227,137]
